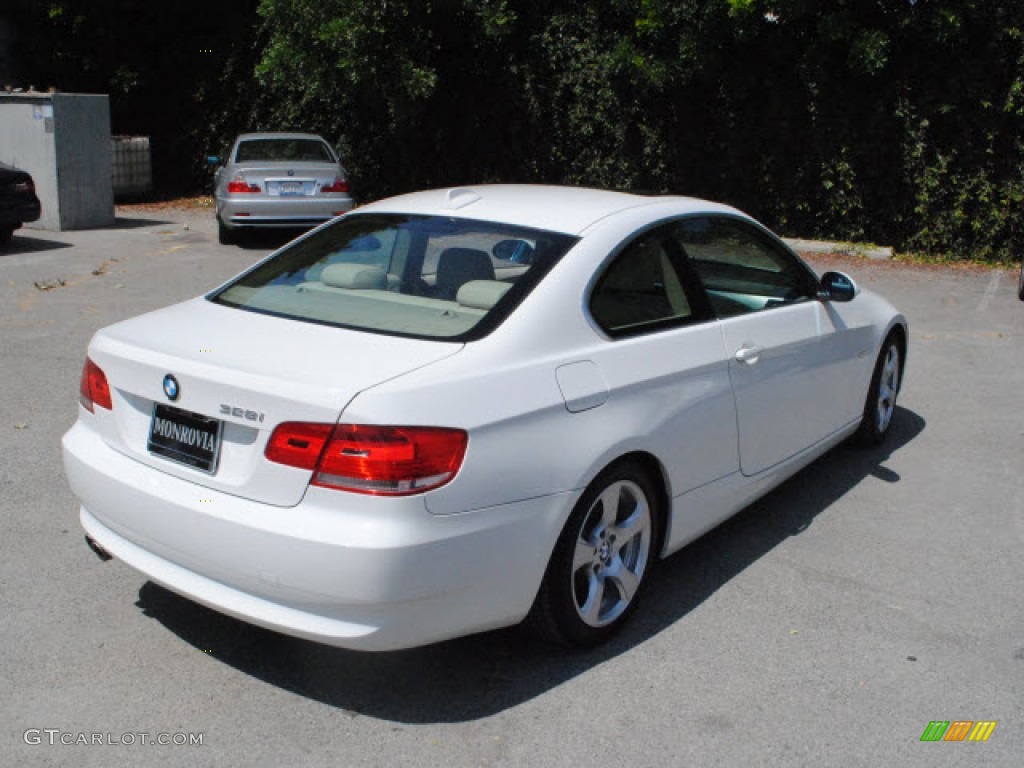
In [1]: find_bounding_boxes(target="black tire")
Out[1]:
[1017,260,1023,301]
[853,334,902,446]
[0,227,13,245]
[528,460,660,647]
[217,217,236,245]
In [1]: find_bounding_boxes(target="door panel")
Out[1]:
[670,215,853,475]
[720,302,835,475]
[588,325,738,495]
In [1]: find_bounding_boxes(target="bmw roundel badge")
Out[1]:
[162,374,180,401]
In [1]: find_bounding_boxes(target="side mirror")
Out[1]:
[492,239,535,264]
[818,271,858,302]
[344,234,382,252]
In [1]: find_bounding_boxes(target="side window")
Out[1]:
[590,231,695,337]
[672,217,815,317]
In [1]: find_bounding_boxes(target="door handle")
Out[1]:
[735,345,765,365]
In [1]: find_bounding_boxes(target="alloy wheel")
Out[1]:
[570,480,652,628]
[875,344,900,434]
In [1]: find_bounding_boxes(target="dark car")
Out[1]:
[0,162,42,244]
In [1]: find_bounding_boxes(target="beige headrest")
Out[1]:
[456,280,512,310]
[320,263,387,290]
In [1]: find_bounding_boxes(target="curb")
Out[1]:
[783,237,893,261]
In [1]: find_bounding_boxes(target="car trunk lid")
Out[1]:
[86,298,462,507]
[236,163,342,197]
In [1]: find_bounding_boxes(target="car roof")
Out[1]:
[355,185,742,236]
[234,132,330,143]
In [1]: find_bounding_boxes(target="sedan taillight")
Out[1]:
[321,178,350,194]
[265,423,467,496]
[265,422,333,469]
[227,177,261,194]
[79,357,112,412]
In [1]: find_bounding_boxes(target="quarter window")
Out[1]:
[590,231,696,337]
[671,217,816,317]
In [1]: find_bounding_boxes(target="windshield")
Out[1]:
[210,213,578,340]
[235,139,335,163]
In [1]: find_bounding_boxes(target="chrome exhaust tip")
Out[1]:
[85,535,113,562]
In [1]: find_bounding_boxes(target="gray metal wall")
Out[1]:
[0,93,115,230]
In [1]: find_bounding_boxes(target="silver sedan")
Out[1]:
[213,132,355,244]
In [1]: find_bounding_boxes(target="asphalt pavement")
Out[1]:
[1,208,1021,767]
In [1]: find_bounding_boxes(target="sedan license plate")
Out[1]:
[279,181,304,196]
[148,403,223,474]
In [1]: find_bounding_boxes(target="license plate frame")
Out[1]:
[147,403,223,474]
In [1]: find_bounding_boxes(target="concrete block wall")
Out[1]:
[0,96,58,229]
[0,93,115,230]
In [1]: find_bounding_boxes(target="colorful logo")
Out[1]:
[920,721,997,742]
[163,374,180,402]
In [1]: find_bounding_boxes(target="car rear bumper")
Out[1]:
[0,199,41,228]
[62,420,571,651]
[217,194,354,229]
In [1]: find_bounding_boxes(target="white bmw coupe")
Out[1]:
[63,185,906,651]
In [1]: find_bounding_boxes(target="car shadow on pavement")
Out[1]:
[111,216,174,229]
[234,229,309,250]
[0,236,73,255]
[135,405,926,723]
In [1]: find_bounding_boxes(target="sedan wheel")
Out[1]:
[217,217,236,245]
[529,462,659,646]
[854,336,901,446]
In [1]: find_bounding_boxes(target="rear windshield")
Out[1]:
[210,214,578,340]
[235,139,335,163]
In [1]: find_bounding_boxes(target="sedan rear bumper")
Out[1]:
[63,421,570,651]
[217,194,354,230]
[0,199,41,228]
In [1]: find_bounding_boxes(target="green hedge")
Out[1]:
[14,0,1024,262]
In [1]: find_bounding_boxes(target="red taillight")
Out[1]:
[265,422,333,469]
[79,357,112,412]
[227,178,261,194]
[265,423,467,496]
[320,178,350,194]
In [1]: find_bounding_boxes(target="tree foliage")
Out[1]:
[9,0,1024,260]
[248,0,1024,260]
